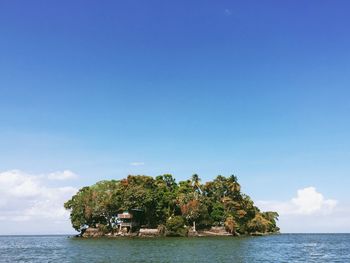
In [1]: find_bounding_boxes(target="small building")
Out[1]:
[117,209,143,232]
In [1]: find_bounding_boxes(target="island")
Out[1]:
[64,174,279,237]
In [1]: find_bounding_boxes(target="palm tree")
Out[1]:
[228,174,240,193]
[191,174,202,195]
[262,211,279,232]
[229,174,238,183]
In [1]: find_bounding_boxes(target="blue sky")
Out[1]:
[0,1,350,233]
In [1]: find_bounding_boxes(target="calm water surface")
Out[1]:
[0,234,349,262]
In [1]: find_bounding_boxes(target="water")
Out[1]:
[0,234,349,262]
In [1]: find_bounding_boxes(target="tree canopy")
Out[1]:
[64,174,279,236]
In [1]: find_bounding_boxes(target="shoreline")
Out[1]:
[77,226,279,238]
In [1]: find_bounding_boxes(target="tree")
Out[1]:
[227,174,241,195]
[224,216,237,234]
[247,214,271,233]
[210,203,225,225]
[262,211,280,232]
[165,216,187,236]
[191,173,202,195]
[120,175,158,227]
[180,199,202,231]
[154,174,178,223]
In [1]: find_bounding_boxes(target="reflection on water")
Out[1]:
[0,234,349,262]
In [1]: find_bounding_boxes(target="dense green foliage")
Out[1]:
[64,174,279,235]
[165,216,187,236]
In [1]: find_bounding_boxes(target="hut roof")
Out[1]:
[118,213,133,219]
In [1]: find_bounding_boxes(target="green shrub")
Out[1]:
[165,216,187,237]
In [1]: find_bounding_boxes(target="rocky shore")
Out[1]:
[80,226,239,238]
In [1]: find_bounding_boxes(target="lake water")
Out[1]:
[0,234,349,262]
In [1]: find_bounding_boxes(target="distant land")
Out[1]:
[64,174,279,237]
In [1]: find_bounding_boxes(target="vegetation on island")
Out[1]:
[64,174,279,236]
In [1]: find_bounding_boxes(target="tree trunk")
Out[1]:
[193,221,196,232]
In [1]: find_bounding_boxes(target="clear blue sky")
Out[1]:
[0,1,350,233]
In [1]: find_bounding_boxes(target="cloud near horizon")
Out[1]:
[0,170,78,234]
[258,187,350,233]
[258,187,337,216]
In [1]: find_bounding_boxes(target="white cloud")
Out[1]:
[292,187,337,215]
[257,187,350,233]
[0,170,78,234]
[130,162,145,166]
[258,186,337,216]
[48,170,78,180]
[0,170,41,198]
